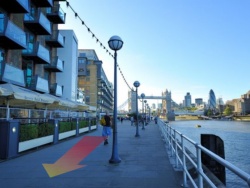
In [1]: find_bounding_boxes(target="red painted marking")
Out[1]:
[43,136,104,178]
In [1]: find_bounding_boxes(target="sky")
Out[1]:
[59,0,250,109]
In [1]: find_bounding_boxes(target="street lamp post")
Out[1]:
[144,100,147,126]
[134,81,140,137]
[108,35,123,164]
[140,93,145,130]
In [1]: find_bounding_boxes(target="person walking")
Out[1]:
[130,116,134,126]
[102,112,112,145]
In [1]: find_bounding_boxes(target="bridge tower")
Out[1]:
[164,89,175,121]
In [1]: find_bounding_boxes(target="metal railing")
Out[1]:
[158,119,250,188]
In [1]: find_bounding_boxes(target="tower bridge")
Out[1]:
[118,89,175,121]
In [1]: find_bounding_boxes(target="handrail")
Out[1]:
[158,119,250,187]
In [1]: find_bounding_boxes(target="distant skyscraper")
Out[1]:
[184,92,192,107]
[195,98,203,106]
[208,89,216,109]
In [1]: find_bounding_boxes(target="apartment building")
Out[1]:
[0,0,93,114]
[78,49,113,113]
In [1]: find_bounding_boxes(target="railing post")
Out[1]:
[196,143,203,188]
[170,127,173,156]
[181,134,188,187]
[174,130,179,168]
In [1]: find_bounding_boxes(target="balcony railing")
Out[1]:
[45,30,64,47]
[24,10,51,35]
[22,42,50,64]
[50,83,63,96]
[29,75,49,93]
[0,63,25,86]
[44,56,64,72]
[0,15,27,49]
[31,0,53,7]
[0,0,29,13]
[46,4,66,24]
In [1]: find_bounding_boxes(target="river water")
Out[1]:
[169,120,250,188]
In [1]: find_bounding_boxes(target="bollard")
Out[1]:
[49,119,59,144]
[0,120,19,159]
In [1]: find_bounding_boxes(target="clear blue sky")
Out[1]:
[59,0,250,108]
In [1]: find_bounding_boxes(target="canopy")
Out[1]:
[0,83,54,107]
[0,83,94,112]
[39,93,90,111]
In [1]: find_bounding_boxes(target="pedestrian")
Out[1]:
[154,116,158,124]
[102,111,112,145]
[130,116,134,126]
[121,117,124,123]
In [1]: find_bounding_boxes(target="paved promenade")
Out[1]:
[0,120,182,188]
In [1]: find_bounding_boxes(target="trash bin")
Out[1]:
[0,120,20,159]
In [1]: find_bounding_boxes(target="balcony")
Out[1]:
[44,56,64,72]
[24,10,51,35]
[0,0,29,13]
[46,5,66,24]
[45,30,64,47]
[0,16,27,49]
[31,0,53,7]
[22,42,50,64]
[50,83,63,97]
[29,75,49,93]
[0,63,25,86]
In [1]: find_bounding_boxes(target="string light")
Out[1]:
[64,1,133,91]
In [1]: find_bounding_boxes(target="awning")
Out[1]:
[0,83,54,107]
[39,94,92,111]
[0,83,95,112]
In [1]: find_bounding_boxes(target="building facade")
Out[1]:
[208,89,216,109]
[78,49,113,113]
[226,91,250,115]
[0,0,66,99]
[57,30,78,101]
[184,92,192,107]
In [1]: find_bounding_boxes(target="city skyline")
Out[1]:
[59,0,250,107]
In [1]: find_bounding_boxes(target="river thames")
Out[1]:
[169,120,250,188]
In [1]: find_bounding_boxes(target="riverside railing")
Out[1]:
[158,119,250,188]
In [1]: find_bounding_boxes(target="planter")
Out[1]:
[19,135,53,152]
[59,130,76,140]
[79,127,88,134]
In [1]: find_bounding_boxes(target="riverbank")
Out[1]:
[175,115,200,120]
[175,115,250,122]
[233,116,250,121]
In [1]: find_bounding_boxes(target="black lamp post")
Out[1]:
[144,100,147,125]
[108,35,123,164]
[140,93,145,130]
[134,81,140,137]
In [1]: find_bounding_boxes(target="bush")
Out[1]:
[59,121,72,133]
[79,120,88,128]
[20,124,38,142]
[38,123,54,137]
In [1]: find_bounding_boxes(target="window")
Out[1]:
[22,61,33,87]
[0,48,4,76]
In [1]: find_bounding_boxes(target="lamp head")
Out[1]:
[141,93,145,99]
[108,36,123,51]
[133,81,140,88]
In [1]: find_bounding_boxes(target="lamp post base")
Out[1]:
[109,157,121,164]
[135,134,140,137]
